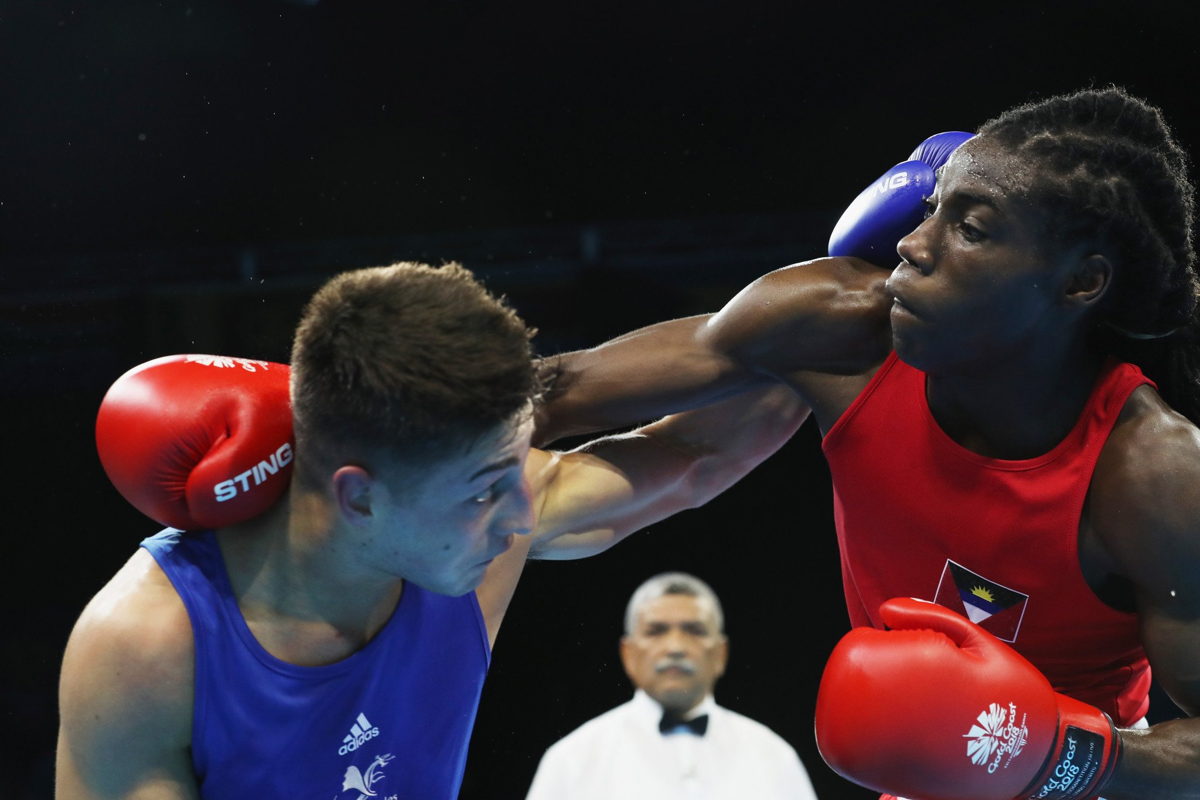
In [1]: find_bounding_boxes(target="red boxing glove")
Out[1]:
[815,598,1120,800]
[96,354,294,530]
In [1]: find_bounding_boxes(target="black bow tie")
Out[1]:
[659,712,708,736]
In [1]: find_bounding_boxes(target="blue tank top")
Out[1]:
[142,528,491,800]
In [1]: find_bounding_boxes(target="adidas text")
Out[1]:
[339,727,380,755]
[339,713,381,756]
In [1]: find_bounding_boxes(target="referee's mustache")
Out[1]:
[654,657,697,675]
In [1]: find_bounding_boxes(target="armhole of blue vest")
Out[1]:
[139,536,211,778]
[467,590,493,667]
[822,351,901,448]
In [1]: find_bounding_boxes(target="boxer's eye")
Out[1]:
[959,220,986,243]
[471,483,500,505]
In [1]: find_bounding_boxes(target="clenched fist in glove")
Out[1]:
[815,597,1120,800]
[96,354,293,530]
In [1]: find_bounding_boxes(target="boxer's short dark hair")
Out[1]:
[291,262,539,480]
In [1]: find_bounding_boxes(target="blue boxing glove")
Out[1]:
[908,130,976,168]
[828,131,974,266]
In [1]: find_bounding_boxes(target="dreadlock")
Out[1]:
[978,87,1200,423]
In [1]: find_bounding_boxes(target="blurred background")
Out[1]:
[3,1,1198,797]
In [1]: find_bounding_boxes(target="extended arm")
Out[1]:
[532,132,977,447]
[534,257,890,446]
[475,380,809,643]
[527,379,810,559]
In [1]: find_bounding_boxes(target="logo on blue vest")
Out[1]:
[339,752,394,799]
[339,712,381,756]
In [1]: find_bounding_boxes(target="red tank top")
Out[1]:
[822,352,1152,726]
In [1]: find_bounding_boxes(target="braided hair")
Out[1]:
[977,87,1200,423]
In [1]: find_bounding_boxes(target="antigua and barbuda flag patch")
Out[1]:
[933,560,1029,643]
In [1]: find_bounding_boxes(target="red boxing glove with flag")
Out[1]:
[96,354,294,531]
[815,598,1121,800]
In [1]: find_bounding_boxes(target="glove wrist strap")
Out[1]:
[1020,695,1120,800]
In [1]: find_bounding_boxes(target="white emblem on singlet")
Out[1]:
[338,752,394,799]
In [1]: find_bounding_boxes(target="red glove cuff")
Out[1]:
[1020,695,1120,800]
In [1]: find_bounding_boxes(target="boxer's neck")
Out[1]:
[924,334,1103,460]
[215,493,406,665]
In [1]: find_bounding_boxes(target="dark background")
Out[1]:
[3,1,1198,797]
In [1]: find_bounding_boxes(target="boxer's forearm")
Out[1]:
[532,314,759,447]
[529,382,808,559]
[1103,720,1200,799]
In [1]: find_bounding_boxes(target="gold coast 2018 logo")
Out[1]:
[964,702,1029,775]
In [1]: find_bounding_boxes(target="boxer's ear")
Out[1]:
[1063,253,1112,309]
[333,465,375,525]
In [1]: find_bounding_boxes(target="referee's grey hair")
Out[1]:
[623,572,725,635]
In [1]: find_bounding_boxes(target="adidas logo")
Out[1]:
[338,712,381,756]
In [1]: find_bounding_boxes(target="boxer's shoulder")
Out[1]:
[1097,384,1200,500]
[1090,385,1200,589]
[63,549,195,710]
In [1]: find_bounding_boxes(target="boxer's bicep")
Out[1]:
[1113,505,1200,795]
[703,257,892,380]
[1112,423,1200,717]
[1132,494,1200,717]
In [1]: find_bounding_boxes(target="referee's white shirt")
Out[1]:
[525,691,818,800]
